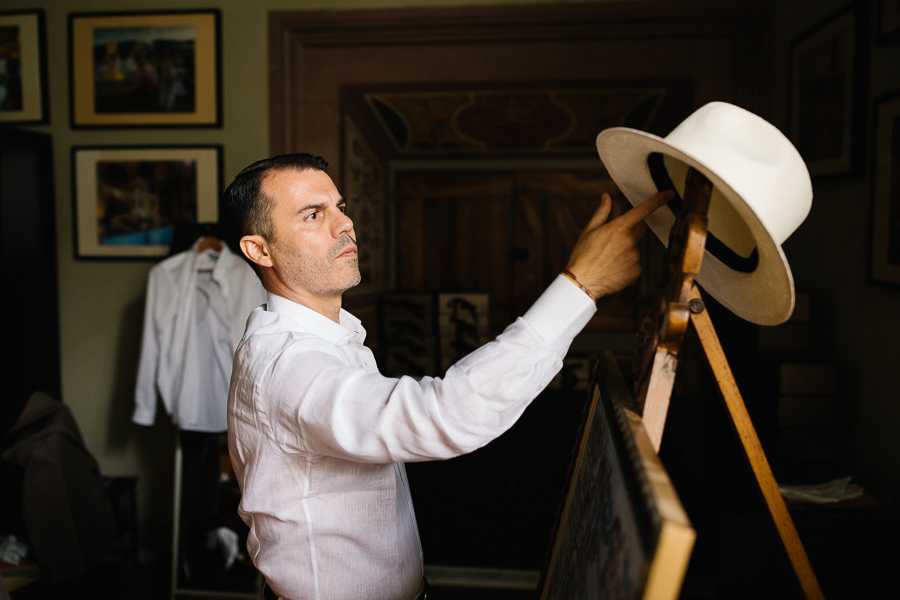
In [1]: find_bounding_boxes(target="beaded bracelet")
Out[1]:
[561,268,596,302]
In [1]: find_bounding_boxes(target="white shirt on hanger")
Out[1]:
[134,238,266,432]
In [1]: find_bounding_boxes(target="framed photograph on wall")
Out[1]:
[0,10,48,124]
[878,0,900,44]
[72,145,222,259]
[789,3,867,177]
[68,10,220,127]
[869,91,900,288]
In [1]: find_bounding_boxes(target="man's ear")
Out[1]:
[239,235,274,269]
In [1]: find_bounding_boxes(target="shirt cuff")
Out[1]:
[522,274,597,356]
[132,404,156,426]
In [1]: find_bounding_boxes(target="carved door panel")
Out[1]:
[394,169,637,335]
[395,171,516,329]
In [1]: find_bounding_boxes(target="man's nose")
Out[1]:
[333,209,354,238]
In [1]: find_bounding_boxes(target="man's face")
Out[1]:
[261,168,360,302]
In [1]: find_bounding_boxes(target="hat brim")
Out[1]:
[596,127,794,326]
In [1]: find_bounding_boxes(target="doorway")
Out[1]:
[0,129,59,425]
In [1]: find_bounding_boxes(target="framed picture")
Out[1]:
[72,145,222,259]
[789,3,867,177]
[878,0,900,44]
[869,91,900,288]
[68,10,220,128]
[0,10,48,124]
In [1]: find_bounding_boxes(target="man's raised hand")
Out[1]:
[565,189,673,299]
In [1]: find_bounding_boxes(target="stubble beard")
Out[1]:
[276,234,361,297]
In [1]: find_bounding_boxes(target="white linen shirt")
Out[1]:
[227,275,596,600]
[133,240,266,432]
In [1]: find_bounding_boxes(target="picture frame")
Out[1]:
[869,91,900,288]
[72,145,222,259]
[789,3,867,177]
[0,10,48,124]
[878,0,900,44]
[68,10,221,128]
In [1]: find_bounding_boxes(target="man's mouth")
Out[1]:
[334,236,358,259]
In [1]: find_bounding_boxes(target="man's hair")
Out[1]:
[221,153,329,254]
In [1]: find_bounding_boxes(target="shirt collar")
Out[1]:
[266,292,366,345]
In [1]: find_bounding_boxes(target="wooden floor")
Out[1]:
[6,564,541,600]
[426,566,539,599]
[428,586,536,600]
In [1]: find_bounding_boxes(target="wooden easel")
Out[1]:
[632,168,825,600]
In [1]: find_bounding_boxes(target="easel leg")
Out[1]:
[636,346,679,453]
[689,286,824,600]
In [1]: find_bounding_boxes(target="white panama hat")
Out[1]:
[596,101,813,326]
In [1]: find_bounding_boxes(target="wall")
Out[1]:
[4,0,898,571]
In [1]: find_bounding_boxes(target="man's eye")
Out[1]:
[338,204,348,214]
[305,211,320,222]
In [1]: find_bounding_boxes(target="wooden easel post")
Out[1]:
[633,166,824,599]
[634,167,711,452]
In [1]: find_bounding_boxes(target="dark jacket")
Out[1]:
[1,392,116,583]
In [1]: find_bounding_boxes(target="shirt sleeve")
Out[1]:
[132,266,172,426]
[234,274,597,463]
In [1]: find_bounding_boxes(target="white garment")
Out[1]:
[227,275,596,600]
[134,240,266,432]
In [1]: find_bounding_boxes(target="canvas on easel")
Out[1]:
[539,351,695,600]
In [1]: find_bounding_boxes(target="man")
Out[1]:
[222,153,670,600]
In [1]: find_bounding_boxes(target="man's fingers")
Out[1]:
[618,189,673,227]
[587,193,613,228]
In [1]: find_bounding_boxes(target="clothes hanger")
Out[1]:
[194,223,223,273]
[196,236,223,254]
